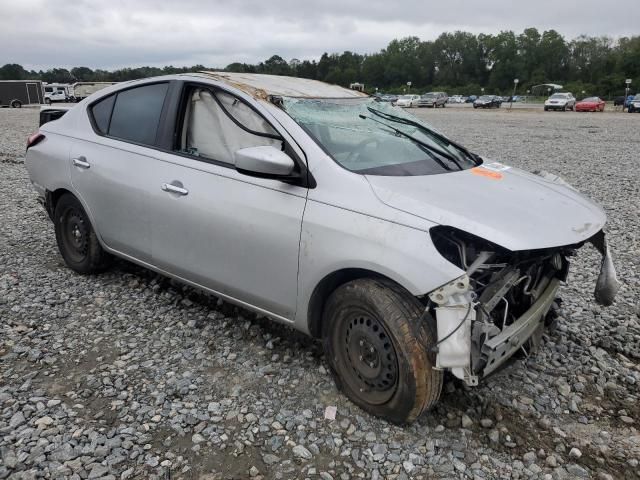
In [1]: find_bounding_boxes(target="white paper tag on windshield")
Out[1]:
[483,162,511,172]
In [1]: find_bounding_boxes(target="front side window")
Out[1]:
[284,97,478,176]
[177,87,282,165]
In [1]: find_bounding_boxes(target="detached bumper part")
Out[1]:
[589,230,620,306]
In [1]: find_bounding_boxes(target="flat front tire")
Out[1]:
[323,278,442,424]
[54,194,111,274]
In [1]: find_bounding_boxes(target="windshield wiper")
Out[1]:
[367,107,481,165]
[359,114,460,171]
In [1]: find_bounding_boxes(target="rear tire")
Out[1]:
[54,194,111,274]
[323,278,442,424]
[45,98,52,105]
[10,99,22,108]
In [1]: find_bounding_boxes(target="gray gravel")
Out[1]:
[1,106,639,479]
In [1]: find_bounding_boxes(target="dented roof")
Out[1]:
[194,71,368,99]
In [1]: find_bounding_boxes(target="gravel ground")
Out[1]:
[1,106,639,480]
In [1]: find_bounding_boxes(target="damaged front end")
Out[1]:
[425,226,619,385]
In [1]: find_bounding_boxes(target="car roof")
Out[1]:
[188,71,368,99]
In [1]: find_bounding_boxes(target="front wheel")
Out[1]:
[323,279,442,424]
[45,98,52,105]
[54,194,111,274]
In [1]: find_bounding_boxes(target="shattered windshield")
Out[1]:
[283,97,478,176]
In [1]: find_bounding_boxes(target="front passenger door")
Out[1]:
[148,85,308,320]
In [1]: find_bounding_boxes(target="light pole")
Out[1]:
[407,81,412,93]
[509,78,519,110]
[625,79,632,110]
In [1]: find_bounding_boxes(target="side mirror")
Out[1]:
[235,146,295,178]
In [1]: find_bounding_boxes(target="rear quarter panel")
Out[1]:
[25,131,73,199]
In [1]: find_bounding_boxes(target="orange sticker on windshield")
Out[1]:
[471,167,503,180]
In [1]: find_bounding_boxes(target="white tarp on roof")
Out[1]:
[197,71,368,99]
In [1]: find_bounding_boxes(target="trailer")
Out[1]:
[0,80,45,108]
[71,82,117,101]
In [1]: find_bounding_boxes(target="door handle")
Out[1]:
[161,183,189,196]
[72,156,90,169]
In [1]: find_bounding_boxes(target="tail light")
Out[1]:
[26,132,45,150]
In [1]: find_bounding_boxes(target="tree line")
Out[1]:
[2,28,639,98]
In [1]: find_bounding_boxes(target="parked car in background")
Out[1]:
[378,94,398,104]
[25,72,619,424]
[447,95,465,104]
[466,95,477,103]
[575,97,605,112]
[417,92,448,108]
[544,92,576,111]
[473,95,502,108]
[624,95,635,109]
[613,96,626,107]
[395,94,421,107]
[628,95,640,113]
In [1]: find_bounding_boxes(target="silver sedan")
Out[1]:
[25,72,619,424]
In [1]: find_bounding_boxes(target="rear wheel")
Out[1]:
[10,99,22,108]
[45,98,52,105]
[54,194,111,274]
[323,278,442,424]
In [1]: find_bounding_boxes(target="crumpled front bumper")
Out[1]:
[428,230,619,385]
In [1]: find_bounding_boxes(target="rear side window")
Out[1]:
[91,94,115,134]
[109,83,168,145]
[90,83,169,146]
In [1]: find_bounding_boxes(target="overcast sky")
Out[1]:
[2,0,638,71]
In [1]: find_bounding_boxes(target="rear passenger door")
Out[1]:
[70,82,170,262]
[147,84,308,320]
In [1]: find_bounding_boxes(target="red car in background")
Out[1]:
[575,97,606,112]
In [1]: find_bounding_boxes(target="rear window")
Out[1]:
[90,82,169,146]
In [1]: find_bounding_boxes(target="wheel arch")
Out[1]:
[45,187,75,220]
[306,268,419,339]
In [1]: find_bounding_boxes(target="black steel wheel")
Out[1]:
[336,310,399,405]
[323,278,442,424]
[54,193,111,274]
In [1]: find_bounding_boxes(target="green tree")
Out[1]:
[0,63,29,80]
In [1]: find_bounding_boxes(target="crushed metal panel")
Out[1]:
[196,71,369,99]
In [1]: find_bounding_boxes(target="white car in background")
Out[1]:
[544,93,576,111]
[448,95,465,104]
[395,94,421,107]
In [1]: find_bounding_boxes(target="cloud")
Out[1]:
[1,0,637,70]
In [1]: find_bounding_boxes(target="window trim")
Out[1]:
[87,80,171,149]
[86,78,315,188]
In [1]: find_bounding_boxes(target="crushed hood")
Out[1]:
[366,163,606,251]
